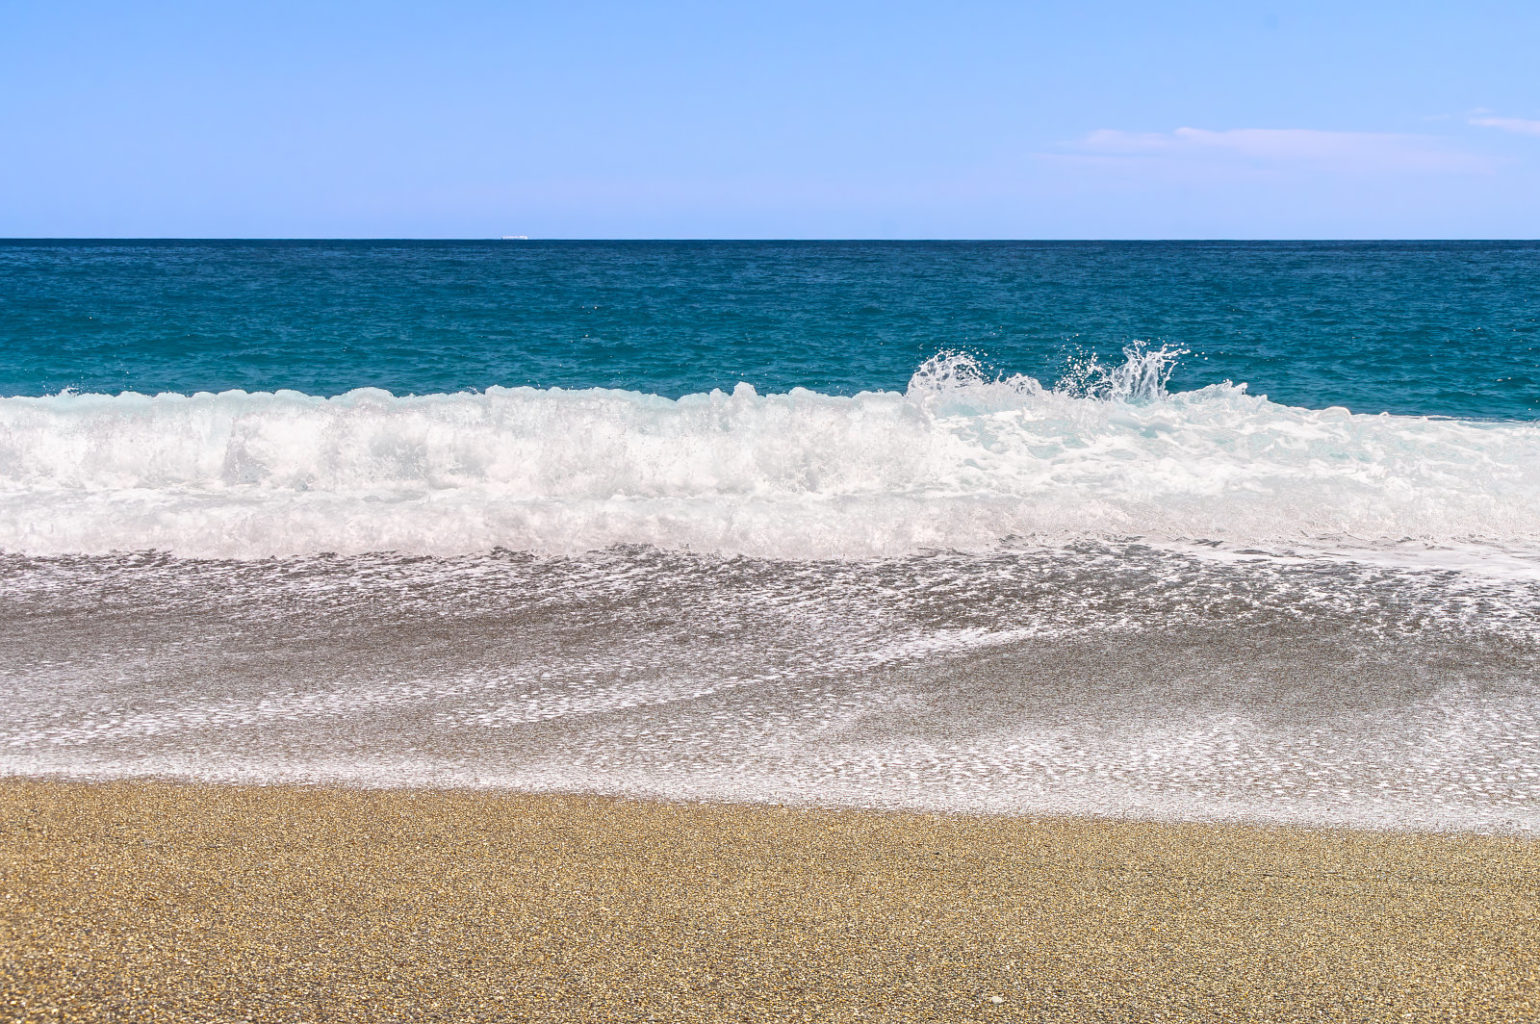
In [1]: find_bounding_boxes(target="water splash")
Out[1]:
[906,351,1015,393]
[906,344,1188,404]
[1056,343,1187,403]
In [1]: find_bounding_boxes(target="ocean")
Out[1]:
[2,240,1538,832]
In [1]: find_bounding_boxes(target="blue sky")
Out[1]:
[2,1,1538,238]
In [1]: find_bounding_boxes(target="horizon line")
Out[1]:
[4,236,1540,244]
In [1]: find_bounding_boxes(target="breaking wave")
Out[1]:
[3,347,1539,561]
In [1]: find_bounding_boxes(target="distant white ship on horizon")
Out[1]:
[500,235,529,240]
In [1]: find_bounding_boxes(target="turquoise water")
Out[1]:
[3,240,1537,418]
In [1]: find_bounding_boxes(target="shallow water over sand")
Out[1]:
[4,546,1537,833]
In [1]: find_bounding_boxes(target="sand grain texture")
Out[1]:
[2,780,1537,1022]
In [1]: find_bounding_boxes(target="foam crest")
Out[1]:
[2,351,1539,561]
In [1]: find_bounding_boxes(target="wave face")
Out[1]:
[3,350,1540,561]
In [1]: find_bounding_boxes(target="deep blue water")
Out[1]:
[1,239,1537,419]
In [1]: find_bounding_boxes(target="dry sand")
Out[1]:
[2,779,1537,1022]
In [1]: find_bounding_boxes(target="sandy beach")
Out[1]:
[2,780,1536,1022]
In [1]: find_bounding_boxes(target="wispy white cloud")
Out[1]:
[1469,114,1540,137]
[1059,127,1487,174]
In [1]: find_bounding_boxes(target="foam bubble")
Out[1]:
[2,349,1538,563]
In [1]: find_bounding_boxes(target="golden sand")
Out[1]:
[1,780,1537,1022]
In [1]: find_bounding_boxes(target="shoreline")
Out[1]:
[4,770,1535,840]
[4,779,1538,1022]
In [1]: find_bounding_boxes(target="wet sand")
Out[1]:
[2,779,1537,1022]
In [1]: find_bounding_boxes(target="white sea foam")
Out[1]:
[3,349,1539,562]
